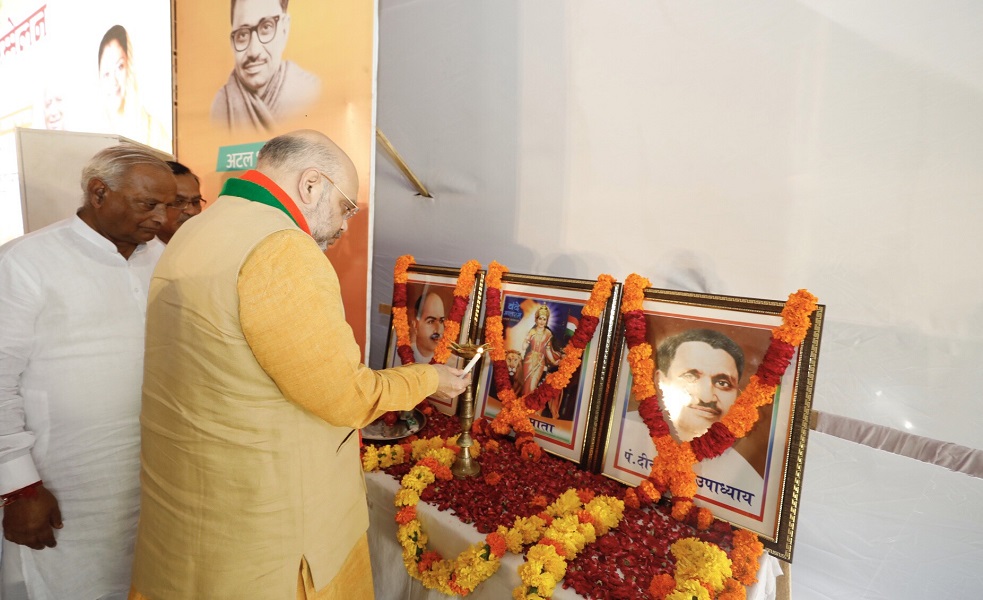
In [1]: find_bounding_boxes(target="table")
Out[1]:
[366,471,782,599]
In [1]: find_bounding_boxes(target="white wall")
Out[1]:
[371,2,983,597]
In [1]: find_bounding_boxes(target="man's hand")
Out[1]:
[3,484,62,550]
[430,364,470,401]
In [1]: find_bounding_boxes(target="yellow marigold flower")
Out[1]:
[547,489,582,516]
[498,525,526,554]
[397,521,427,547]
[361,452,379,472]
[672,538,732,591]
[667,579,712,600]
[394,488,421,507]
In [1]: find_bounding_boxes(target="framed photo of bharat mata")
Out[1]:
[473,271,622,469]
[383,263,485,416]
[598,285,824,561]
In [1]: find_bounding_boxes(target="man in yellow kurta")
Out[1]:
[129,130,468,599]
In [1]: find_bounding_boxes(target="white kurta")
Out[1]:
[0,216,163,600]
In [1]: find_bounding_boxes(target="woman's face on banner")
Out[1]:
[99,39,129,113]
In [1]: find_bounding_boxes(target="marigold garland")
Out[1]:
[484,261,616,458]
[369,437,623,598]
[383,256,482,424]
[621,274,818,530]
[392,255,481,366]
[512,491,625,599]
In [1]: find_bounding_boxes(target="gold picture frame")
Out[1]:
[597,287,824,561]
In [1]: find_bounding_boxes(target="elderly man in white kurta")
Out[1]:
[0,145,175,599]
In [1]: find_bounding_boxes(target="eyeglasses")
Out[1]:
[318,171,359,220]
[166,197,203,212]
[230,15,281,52]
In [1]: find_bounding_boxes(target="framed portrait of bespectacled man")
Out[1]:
[598,288,824,561]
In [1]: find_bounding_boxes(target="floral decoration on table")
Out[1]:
[483,261,616,460]
[364,410,767,599]
[620,273,818,539]
[363,267,819,598]
[383,255,482,425]
[365,428,624,599]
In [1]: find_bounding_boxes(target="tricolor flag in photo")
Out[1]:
[566,314,579,340]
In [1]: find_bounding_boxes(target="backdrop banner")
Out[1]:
[176,0,376,353]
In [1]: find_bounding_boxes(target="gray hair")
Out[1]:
[257,133,342,179]
[80,144,172,194]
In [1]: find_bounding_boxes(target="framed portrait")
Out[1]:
[474,273,622,468]
[382,264,485,415]
[598,288,824,561]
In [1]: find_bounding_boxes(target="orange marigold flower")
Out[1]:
[577,510,596,526]
[486,261,508,287]
[672,499,693,521]
[529,495,548,510]
[485,532,507,558]
[576,488,596,504]
[539,537,567,558]
[484,472,503,486]
[484,439,500,452]
[622,274,650,311]
[647,573,676,600]
[696,507,714,530]
[774,290,818,347]
[638,480,661,503]
[623,488,640,509]
[431,464,453,481]
[395,505,418,525]
[393,255,415,284]
[447,576,469,596]
[417,549,441,573]
[583,275,615,316]
[454,260,482,296]
[432,319,461,364]
[519,440,542,461]
[718,577,748,600]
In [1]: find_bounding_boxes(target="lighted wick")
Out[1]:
[460,346,484,376]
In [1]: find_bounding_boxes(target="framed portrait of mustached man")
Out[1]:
[474,272,622,469]
[382,264,485,415]
[598,287,824,561]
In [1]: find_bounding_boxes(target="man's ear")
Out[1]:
[297,168,321,206]
[87,178,108,207]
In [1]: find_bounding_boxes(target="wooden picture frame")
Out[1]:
[474,272,622,469]
[382,264,485,415]
[598,288,824,561]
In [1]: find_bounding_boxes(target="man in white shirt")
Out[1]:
[0,145,176,599]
